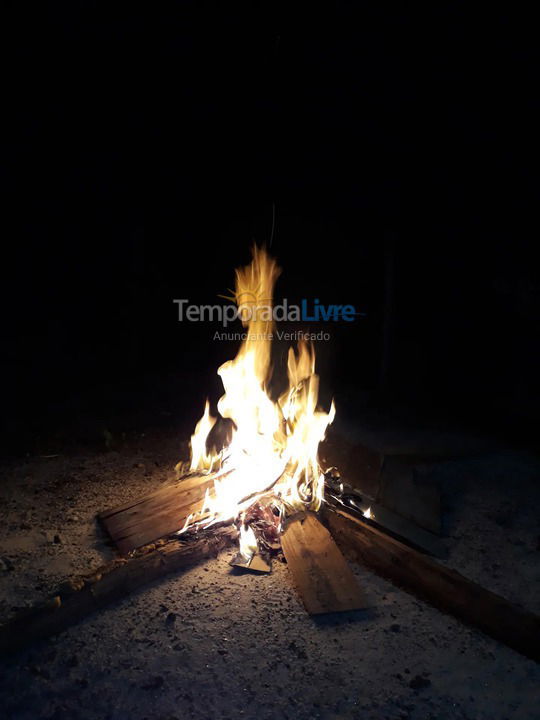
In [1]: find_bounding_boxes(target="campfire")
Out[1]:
[1,248,538,664]
[175,246,336,570]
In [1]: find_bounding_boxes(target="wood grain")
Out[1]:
[281,512,367,615]
[98,473,215,555]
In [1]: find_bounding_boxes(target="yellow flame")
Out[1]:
[183,246,335,529]
[189,400,217,472]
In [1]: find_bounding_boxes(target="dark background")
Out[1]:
[2,4,539,453]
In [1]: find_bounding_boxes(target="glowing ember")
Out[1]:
[178,247,335,552]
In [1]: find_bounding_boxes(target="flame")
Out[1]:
[189,400,217,472]
[238,523,258,559]
[363,506,373,519]
[182,246,335,532]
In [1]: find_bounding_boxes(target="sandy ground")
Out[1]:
[0,426,539,720]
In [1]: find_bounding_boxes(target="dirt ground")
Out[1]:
[0,424,539,720]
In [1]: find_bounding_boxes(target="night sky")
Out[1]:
[2,4,539,450]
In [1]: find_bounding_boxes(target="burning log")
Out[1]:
[98,472,218,555]
[325,507,540,662]
[98,467,289,557]
[0,527,237,656]
[281,512,367,615]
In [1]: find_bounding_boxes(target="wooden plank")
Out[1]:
[328,491,446,558]
[325,508,540,662]
[378,457,442,535]
[281,512,367,615]
[0,527,237,656]
[320,435,382,498]
[99,474,215,555]
[97,472,212,521]
[321,434,442,537]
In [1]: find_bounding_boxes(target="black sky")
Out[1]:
[2,4,539,447]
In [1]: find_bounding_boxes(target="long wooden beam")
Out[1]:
[0,528,237,655]
[325,507,540,662]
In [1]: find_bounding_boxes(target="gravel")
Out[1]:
[0,428,539,720]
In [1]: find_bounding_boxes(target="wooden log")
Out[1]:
[325,489,446,558]
[320,435,382,498]
[325,508,540,662]
[378,456,442,535]
[98,466,286,556]
[0,527,237,656]
[321,434,442,537]
[281,512,368,615]
[98,472,217,555]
